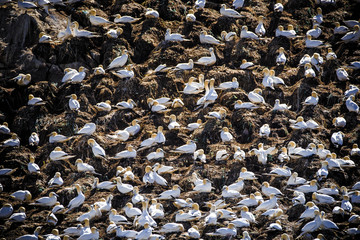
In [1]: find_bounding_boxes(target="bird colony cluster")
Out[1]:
[0,0,360,239]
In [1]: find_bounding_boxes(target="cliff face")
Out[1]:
[0,0,360,239]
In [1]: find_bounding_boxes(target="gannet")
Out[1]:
[303,91,319,105]
[313,7,323,25]
[301,210,322,234]
[106,28,123,38]
[240,206,256,223]
[124,119,140,136]
[241,26,259,39]
[199,30,222,45]
[275,47,286,65]
[75,159,96,173]
[140,133,157,147]
[275,25,296,38]
[94,100,111,112]
[165,28,189,42]
[262,182,283,197]
[78,227,99,240]
[116,225,138,238]
[183,77,203,94]
[248,88,265,103]
[274,0,283,12]
[173,198,194,209]
[351,144,360,156]
[290,116,308,130]
[0,122,10,135]
[220,127,233,142]
[115,177,133,194]
[172,98,184,108]
[107,50,128,70]
[64,222,84,236]
[240,167,257,180]
[113,145,136,159]
[345,85,359,98]
[233,146,245,161]
[207,223,237,237]
[107,129,130,141]
[250,143,277,164]
[193,149,206,163]
[256,194,278,210]
[305,34,324,48]
[160,223,185,233]
[58,16,73,40]
[295,179,318,193]
[28,132,39,146]
[135,201,157,227]
[299,54,312,66]
[351,191,360,204]
[269,166,291,177]
[195,47,216,66]
[341,25,360,41]
[333,22,349,35]
[287,172,306,186]
[17,0,37,10]
[310,53,323,71]
[331,131,344,147]
[259,124,270,137]
[186,119,202,131]
[346,95,359,113]
[316,161,328,180]
[72,21,100,38]
[183,9,196,22]
[240,59,255,69]
[66,184,85,213]
[278,147,289,162]
[217,77,239,90]
[9,206,26,222]
[236,194,258,207]
[255,16,266,36]
[115,99,136,110]
[28,94,45,106]
[149,202,164,219]
[89,9,111,26]
[155,126,166,144]
[48,172,63,187]
[147,148,165,161]
[220,4,242,18]
[195,0,205,9]
[77,123,96,135]
[194,178,212,193]
[292,191,306,206]
[145,8,159,18]
[320,211,339,230]
[316,144,330,159]
[172,140,196,154]
[300,201,320,220]
[16,226,42,240]
[326,48,337,60]
[221,30,236,41]
[51,202,64,214]
[312,192,335,204]
[66,94,80,111]
[348,61,360,69]
[114,14,140,23]
[158,185,181,199]
[336,67,349,81]
[92,178,115,191]
[174,59,193,71]
[49,147,75,161]
[185,226,200,239]
[0,203,13,218]
[147,97,172,107]
[77,204,101,222]
[234,100,259,110]
[216,149,230,161]
[39,32,52,43]
[307,24,322,38]
[113,65,135,79]
[317,184,338,195]
[11,73,31,86]
[88,139,106,159]
[109,209,128,223]
[61,68,78,83]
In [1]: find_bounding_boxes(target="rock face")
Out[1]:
[0,0,360,239]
